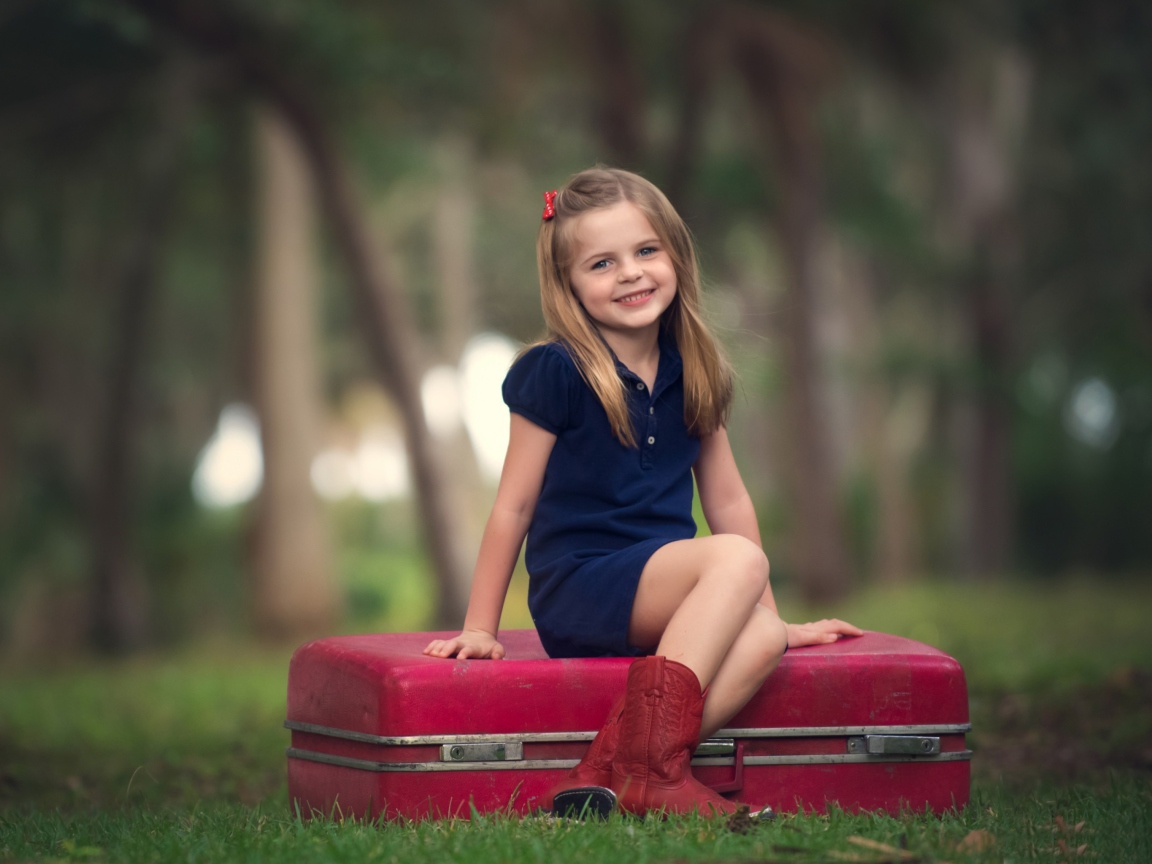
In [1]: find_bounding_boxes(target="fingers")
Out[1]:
[461,642,505,660]
[798,619,864,637]
[786,618,865,648]
[830,618,864,636]
[424,637,505,660]
[423,639,461,658]
[816,618,863,636]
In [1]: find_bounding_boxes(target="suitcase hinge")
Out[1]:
[439,742,524,762]
[694,738,736,757]
[846,735,941,756]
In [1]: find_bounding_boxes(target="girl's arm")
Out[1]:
[694,426,862,646]
[423,413,556,660]
[693,426,774,610]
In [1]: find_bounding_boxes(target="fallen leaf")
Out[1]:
[848,836,900,853]
[58,840,103,858]
[1108,666,1135,688]
[726,804,754,834]
[956,829,996,853]
[830,853,921,864]
[847,836,918,859]
[1053,837,1092,858]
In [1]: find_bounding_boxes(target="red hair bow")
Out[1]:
[542,190,557,221]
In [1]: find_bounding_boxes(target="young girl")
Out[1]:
[424,167,860,818]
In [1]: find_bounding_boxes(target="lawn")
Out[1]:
[2,578,1150,863]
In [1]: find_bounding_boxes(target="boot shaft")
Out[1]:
[568,692,625,783]
[615,656,705,785]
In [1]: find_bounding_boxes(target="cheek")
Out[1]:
[567,280,587,306]
[568,283,599,315]
[570,274,605,304]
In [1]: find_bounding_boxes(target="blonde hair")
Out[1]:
[533,167,733,448]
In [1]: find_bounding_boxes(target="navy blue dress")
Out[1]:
[501,335,700,658]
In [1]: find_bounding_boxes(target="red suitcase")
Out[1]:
[286,629,970,821]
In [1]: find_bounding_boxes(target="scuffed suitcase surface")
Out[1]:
[286,630,969,821]
[288,630,626,738]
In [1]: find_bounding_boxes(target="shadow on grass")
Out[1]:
[0,739,287,813]
[970,667,1152,790]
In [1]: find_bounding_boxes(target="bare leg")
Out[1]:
[699,604,788,738]
[617,536,777,817]
[630,536,788,738]
[629,534,769,689]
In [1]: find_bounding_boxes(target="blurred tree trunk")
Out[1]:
[129,0,472,627]
[0,383,8,545]
[943,49,1029,577]
[433,144,478,363]
[843,256,920,583]
[88,62,193,652]
[579,1,646,168]
[431,142,486,595]
[665,6,720,209]
[249,105,339,637]
[727,6,853,602]
[295,119,471,629]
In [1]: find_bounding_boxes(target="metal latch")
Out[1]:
[694,738,736,758]
[847,735,940,756]
[439,742,524,762]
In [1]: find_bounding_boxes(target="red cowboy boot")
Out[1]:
[545,693,625,818]
[611,655,764,818]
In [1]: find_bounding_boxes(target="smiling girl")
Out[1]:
[424,167,860,818]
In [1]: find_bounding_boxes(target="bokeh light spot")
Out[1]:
[192,404,263,508]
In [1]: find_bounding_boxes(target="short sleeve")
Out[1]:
[502,344,573,435]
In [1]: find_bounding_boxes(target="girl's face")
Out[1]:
[566,201,677,342]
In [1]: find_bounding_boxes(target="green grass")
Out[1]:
[2,578,1150,862]
[0,645,289,813]
[788,576,1152,692]
[2,782,1150,863]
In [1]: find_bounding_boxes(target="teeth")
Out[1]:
[617,289,653,302]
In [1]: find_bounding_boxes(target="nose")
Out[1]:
[618,259,642,282]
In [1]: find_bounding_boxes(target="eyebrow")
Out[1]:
[576,237,662,268]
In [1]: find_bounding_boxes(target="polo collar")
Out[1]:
[609,330,683,399]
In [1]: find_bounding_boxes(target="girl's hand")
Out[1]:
[422,629,506,660]
[786,619,863,648]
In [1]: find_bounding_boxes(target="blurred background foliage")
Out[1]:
[0,0,1150,658]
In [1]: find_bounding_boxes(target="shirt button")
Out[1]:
[647,436,655,445]
[636,382,645,390]
[648,406,654,414]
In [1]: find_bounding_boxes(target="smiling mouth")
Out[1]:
[614,288,655,304]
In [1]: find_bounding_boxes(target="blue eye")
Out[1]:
[591,259,609,271]
[638,247,657,257]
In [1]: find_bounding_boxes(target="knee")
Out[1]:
[707,534,769,600]
[748,606,789,670]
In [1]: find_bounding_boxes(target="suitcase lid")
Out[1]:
[286,629,967,739]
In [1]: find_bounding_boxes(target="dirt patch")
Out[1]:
[970,667,1152,787]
